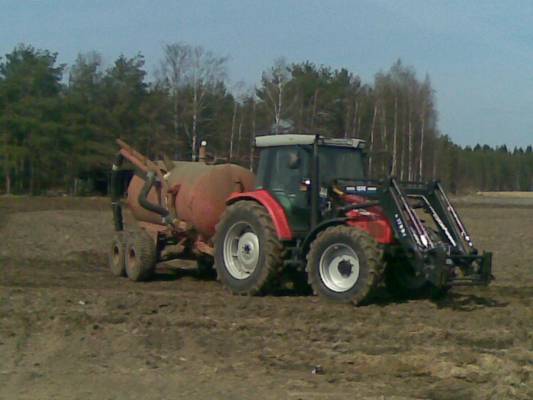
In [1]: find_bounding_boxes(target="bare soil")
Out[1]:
[1,196,532,399]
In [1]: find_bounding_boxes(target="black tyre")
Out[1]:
[307,226,383,305]
[125,230,157,282]
[385,259,449,299]
[197,254,216,279]
[214,201,283,295]
[109,231,127,277]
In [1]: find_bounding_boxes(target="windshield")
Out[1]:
[318,146,365,184]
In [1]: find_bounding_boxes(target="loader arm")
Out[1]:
[402,181,474,255]
[377,178,447,286]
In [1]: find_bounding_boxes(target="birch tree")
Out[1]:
[249,90,257,169]
[368,101,378,176]
[185,46,227,159]
[159,43,190,142]
[418,75,433,179]
[392,96,399,175]
[257,57,290,133]
[229,101,238,160]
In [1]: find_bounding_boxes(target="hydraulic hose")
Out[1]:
[338,201,380,214]
[138,171,172,225]
[111,153,124,231]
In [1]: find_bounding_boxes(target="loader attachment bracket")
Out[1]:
[446,251,493,286]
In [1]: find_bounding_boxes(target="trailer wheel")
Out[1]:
[125,230,157,282]
[109,231,127,277]
[385,260,449,299]
[214,201,283,295]
[307,226,383,305]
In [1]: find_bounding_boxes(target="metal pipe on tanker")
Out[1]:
[138,171,173,226]
[127,161,255,239]
[111,153,125,231]
[199,141,207,162]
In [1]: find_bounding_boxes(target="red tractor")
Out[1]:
[110,134,492,305]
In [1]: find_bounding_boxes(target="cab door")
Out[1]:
[255,146,311,236]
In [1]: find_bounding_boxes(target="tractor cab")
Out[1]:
[254,134,366,236]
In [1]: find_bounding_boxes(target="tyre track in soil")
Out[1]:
[1,197,533,399]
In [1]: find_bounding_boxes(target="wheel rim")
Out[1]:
[319,243,360,292]
[127,247,138,271]
[223,221,260,280]
[112,243,121,266]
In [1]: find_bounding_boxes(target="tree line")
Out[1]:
[0,43,532,195]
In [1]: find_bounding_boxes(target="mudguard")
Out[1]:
[226,190,293,241]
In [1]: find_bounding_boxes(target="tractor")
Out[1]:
[109,134,492,305]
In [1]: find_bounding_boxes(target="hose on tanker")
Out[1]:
[138,171,173,226]
[111,153,124,231]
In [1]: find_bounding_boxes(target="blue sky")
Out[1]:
[1,0,532,147]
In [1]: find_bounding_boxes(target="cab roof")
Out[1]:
[255,134,365,149]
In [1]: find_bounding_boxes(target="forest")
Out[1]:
[0,43,532,195]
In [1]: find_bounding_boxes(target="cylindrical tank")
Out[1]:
[127,161,255,238]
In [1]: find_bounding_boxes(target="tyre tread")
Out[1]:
[125,230,157,282]
[214,201,283,295]
[306,225,383,305]
[109,231,127,277]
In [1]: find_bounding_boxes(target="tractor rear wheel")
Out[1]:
[109,231,127,277]
[307,226,383,305]
[214,201,283,295]
[125,230,157,281]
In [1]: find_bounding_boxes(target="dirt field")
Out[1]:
[1,196,533,400]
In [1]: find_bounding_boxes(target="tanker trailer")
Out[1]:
[109,139,255,281]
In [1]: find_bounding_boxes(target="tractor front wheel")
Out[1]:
[307,226,383,305]
[214,201,283,295]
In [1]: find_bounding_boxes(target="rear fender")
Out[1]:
[226,190,293,241]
